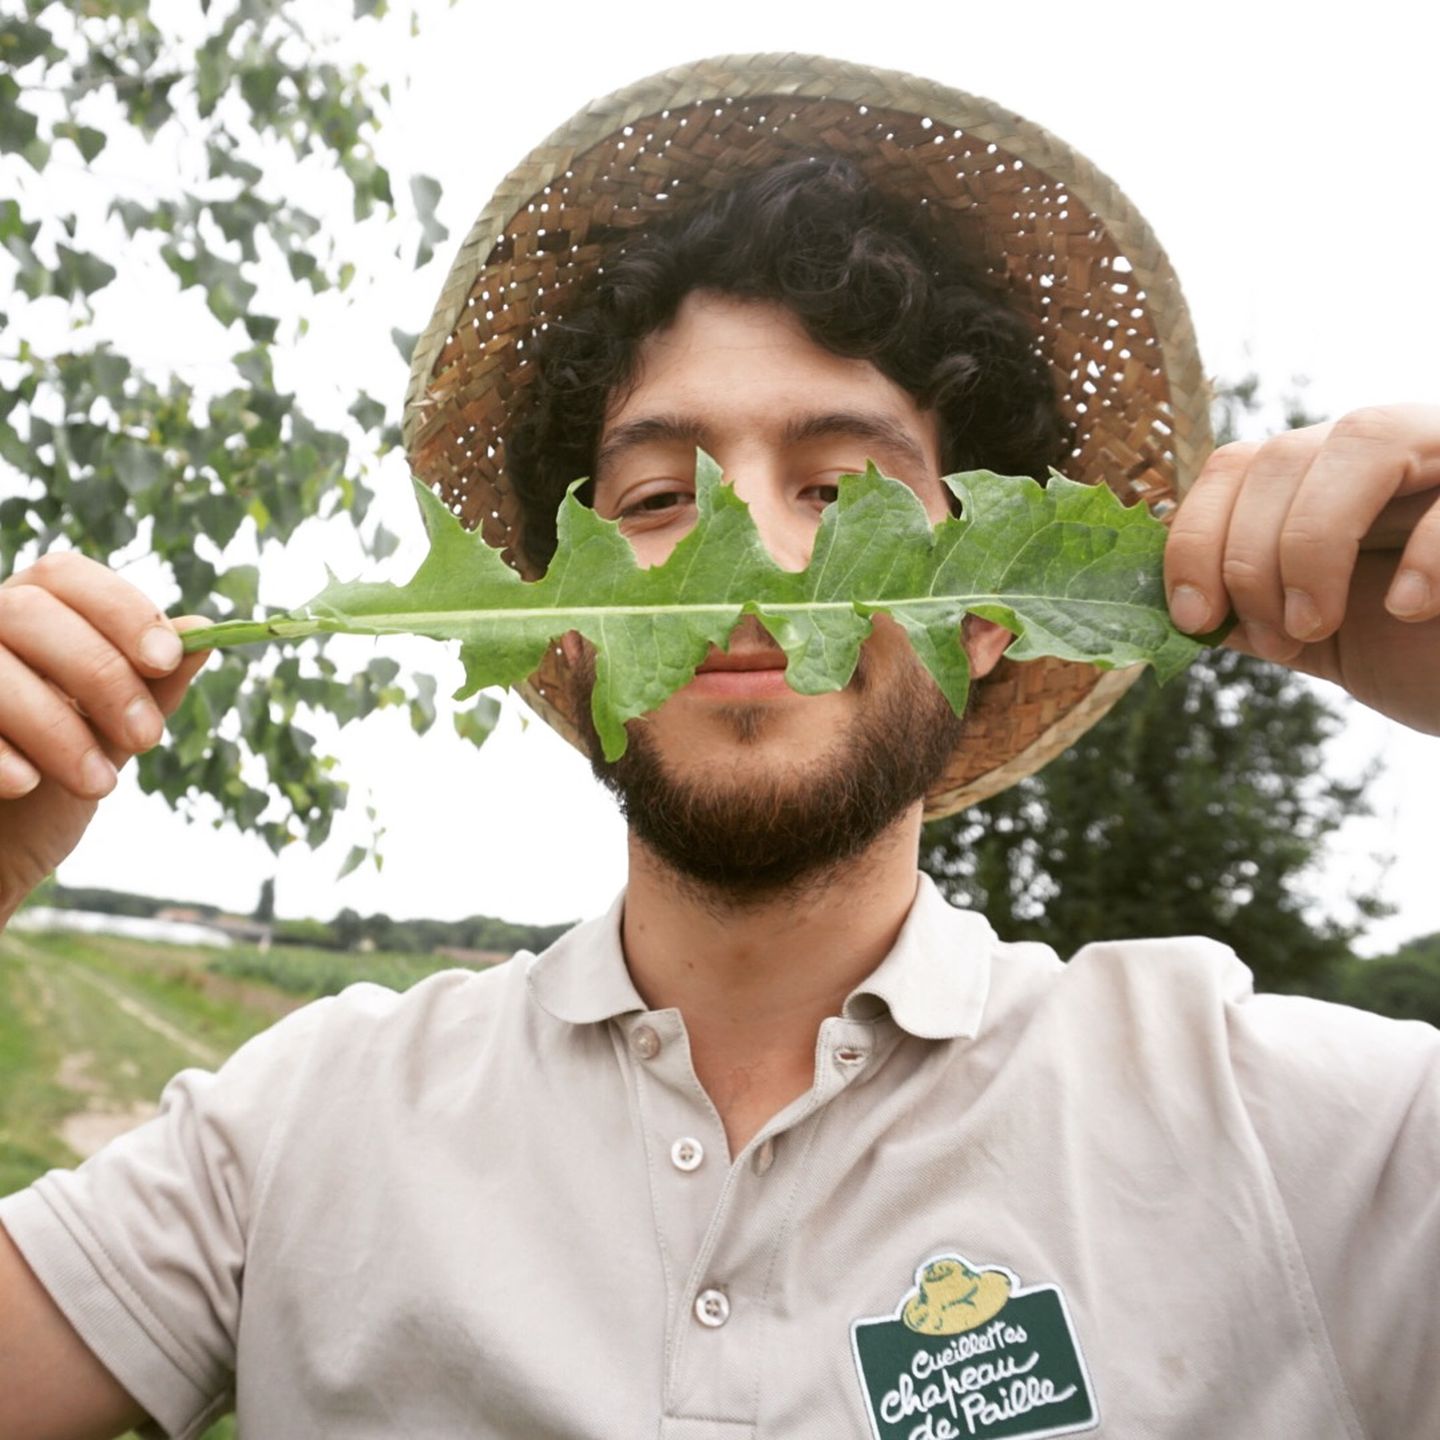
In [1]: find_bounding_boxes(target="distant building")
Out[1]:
[12,909,235,949]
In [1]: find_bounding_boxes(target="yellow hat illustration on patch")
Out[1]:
[902,1258,1014,1335]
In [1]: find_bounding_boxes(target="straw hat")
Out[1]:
[402,53,1212,819]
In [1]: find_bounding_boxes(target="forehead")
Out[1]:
[603,292,939,454]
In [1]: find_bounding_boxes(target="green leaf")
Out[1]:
[408,671,437,733]
[214,564,260,614]
[0,18,64,69]
[347,391,385,432]
[181,458,1212,762]
[233,346,273,390]
[243,313,279,343]
[239,63,284,117]
[0,198,37,245]
[58,123,107,163]
[54,245,118,300]
[367,523,399,561]
[390,327,418,363]
[409,172,447,267]
[337,844,368,880]
[111,438,165,496]
[454,693,501,749]
[0,74,38,155]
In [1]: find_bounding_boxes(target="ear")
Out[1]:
[963,617,1012,680]
[559,630,587,667]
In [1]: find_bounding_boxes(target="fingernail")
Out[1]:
[1283,588,1322,640]
[0,751,40,795]
[80,748,117,797]
[124,696,163,750]
[1387,570,1431,617]
[138,625,183,671]
[1247,623,1303,664]
[1169,584,1210,633]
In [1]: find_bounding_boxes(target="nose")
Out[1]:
[729,468,818,575]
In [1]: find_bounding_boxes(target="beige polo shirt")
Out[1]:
[2,875,1437,1440]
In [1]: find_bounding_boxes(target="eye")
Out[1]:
[801,476,845,508]
[616,487,694,523]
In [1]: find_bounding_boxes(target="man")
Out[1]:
[0,54,1437,1440]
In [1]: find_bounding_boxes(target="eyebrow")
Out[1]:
[595,409,931,479]
[595,414,710,478]
[780,411,931,472]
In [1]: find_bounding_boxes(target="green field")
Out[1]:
[0,925,498,1440]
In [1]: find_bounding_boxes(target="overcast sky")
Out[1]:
[24,0,1440,954]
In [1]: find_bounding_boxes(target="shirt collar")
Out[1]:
[528,872,995,1040]
[528,887,647,1025]
[841,873,995,1040]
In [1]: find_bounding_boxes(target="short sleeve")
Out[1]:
[1229,993,1440,1437]
[0,995,334,1440]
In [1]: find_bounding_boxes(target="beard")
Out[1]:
[574,638,968,903]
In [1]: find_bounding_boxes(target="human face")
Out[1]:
[577,293,1008,894]
[589,290,982,777]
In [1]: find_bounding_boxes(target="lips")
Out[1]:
[695,648,788,675]
[689,645,792,698]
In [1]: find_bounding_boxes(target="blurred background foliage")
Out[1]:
[920,377,1418,1010]
[0,0,495,864]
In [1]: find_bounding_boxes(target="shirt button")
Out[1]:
[670,1137,704,1172]
[752,1137,775,1176]
[631,1024,661,1060]
[694,1288,731,1327]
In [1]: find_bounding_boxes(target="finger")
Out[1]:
[0,737,41,798]
[1214,427,1330,661]
[1165,442,1257,633]
[4,553,184,679]
[0,583,166,756]
[1275,408,1432,640]
[150,617,213,717]
[0,646,117,799]
[1386,496,1440,623]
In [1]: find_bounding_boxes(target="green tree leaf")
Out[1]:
[409,172,447,268]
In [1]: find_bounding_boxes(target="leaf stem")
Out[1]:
[181,616,323,652]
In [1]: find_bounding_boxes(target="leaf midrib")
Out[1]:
[308,592,1156,633]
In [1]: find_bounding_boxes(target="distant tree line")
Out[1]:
[270,908,572,958]
[39,883,571,959]
[1326,935,1440,1026]
[43,883,222,921]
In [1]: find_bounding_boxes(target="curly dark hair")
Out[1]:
[505,155,1070,569]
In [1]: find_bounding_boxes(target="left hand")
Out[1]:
[1163,404,1440,735]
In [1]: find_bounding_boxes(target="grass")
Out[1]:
[0,925,484,1440]
[211,940,497,997]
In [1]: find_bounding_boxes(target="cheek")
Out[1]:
[857,614,930,687]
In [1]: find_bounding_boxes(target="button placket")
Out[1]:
[624,1009,730,1345]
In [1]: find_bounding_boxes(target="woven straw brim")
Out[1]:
[403,53,1212,819]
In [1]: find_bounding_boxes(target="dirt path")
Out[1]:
[3,931,222,1067]
[61,964,223,1067]
[59,1103,158,1159]
[3,933,221,1159]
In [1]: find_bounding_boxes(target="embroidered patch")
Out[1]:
[851,1252,1098,1439]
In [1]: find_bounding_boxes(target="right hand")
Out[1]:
[0,554,211,920]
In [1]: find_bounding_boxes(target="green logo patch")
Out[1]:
[851,1252,1098,1440]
